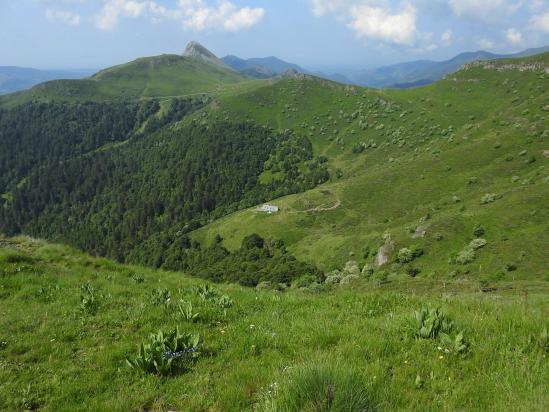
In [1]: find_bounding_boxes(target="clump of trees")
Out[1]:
[162,234,323,287]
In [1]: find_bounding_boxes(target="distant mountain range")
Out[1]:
[221,55,310,78]
[222,45,549,88]
[2,44,548,95]
[347,46,549,88]
[0,67,95,94]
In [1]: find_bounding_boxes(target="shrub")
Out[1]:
[397,248,414,263]
[340,274,360,285]
[406,267,421,277]
[215,294,233,316]
[259,363,375,412]
[79,283,99,315]
[149,288,172,307]
[292,274,318,289]
[415,307,469,355]
[372,271,388,284]
[481,193,498,204]
[352,144,365,154]
[361,264,374,277]
[176,300,199,322]
[129,272,145,283]
[242,233,265,250]
[256,281,273,290]
[397,246,423,264]
[193,284,218,301]
[411,245,424,257]
[440,331,469,355]
[469,238,487,250]
[343,260,360,276]
[473,225,485,237]
[126,327,200,376]
[505,263,517,272]
[455,248,475,265]
[415,307,454,339]
[324,273,342,285]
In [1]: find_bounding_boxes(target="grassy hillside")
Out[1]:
[193,55,549,279]
[0,55,252,107]
[1,236,548,411]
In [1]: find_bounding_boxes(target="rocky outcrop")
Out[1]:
[375,233,394,267]
[183,41,233,70]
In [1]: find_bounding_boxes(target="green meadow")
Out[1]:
[0,237,547,411]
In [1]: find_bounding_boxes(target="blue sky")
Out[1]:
[1,0,549,70]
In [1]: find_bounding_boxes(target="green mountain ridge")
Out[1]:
[0,53,250,108]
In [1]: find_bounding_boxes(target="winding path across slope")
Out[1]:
[294,190,341,213]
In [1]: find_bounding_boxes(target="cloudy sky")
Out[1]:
[1,0,549,70]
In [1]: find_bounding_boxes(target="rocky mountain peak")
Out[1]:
[183,41,233,70]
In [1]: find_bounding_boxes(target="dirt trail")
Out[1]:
[294,190,341,213]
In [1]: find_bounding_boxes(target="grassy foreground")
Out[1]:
[1,237,547,411]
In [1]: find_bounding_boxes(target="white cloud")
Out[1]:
[95,0,147,30]
[93,0,265,31]
[46,9,81,26]
[448,0,522,19]
[506,28,522,44]
[309,0,348,16]
[531,11,549,33]
[441,29,452,45]
[347,4,417,45]
[479,38,495,49]
[308,1,420,46]
[181,0,265,32]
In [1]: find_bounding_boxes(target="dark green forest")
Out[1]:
[0,100,328,283]
[158,233,323,287]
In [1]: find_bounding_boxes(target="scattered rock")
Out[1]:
[375,234,395,266]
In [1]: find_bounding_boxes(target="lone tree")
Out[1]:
[242,234,265,250]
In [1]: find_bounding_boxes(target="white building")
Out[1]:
[259,204,279,213]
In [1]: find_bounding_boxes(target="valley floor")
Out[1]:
[1,237,548,411]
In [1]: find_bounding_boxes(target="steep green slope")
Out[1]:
[0,54,251,107]
[193,54,549,279]
[1,237,547,411]
[0,97,328,275]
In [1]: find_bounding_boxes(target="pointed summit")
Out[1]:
[183,41,233,70]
